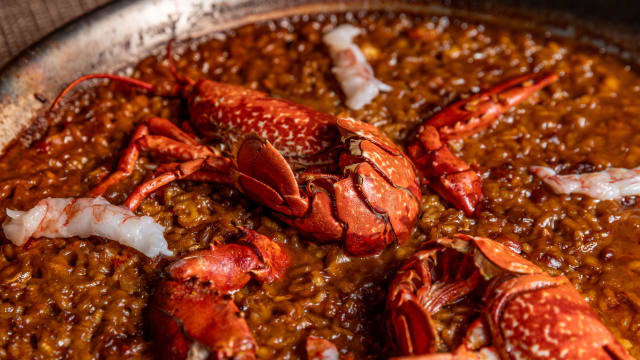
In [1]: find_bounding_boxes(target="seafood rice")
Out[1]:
[0,10,639,359]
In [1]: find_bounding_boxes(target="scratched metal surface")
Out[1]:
[0,0,113,67]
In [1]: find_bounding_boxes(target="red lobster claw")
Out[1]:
[426,73,559,140]
[408,73,559,215]
[235,136,310,218]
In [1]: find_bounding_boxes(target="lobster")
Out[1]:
[146,227,289,359]
[49,52,421,257]
[407,73,559,215]
[385,234,632,359]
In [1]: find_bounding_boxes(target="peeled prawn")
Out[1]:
[323,24,391,110]
[530,165,640,200]
[3,197,172,257]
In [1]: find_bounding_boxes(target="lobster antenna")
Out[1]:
[49,74,154,112]
[167,39,195,86]
[50,40,196,112]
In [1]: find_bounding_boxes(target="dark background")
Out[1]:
[0,0,639,68]
[0,0,112,67]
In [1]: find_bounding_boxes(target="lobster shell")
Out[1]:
[386,234,632,359]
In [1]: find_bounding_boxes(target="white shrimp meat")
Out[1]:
[530,165,640,200]
[323,24,391,110]
[3,197,172,257]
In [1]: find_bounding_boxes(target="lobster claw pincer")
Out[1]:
[426,73,559,140]
[408,73,559,215]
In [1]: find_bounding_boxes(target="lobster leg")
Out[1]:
[88,124,149,197]
[420,271,482,314]
[408,125,482,215]
[90,113,238,210]
[137,135,213,161]
[124,159,205,210]
[123,154,238,211]
[137,118,234,165]
[409,73,559,215]
[182,170,235,183]
[90,116,204,197]
[146,116,200,146]
[151,161,233,184]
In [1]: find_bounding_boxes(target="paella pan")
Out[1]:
[0,0,639,358]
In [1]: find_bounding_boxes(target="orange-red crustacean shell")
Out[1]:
[182,80,421,255]
[146,227,289,360]
[407,73,559,216]
[53,72,422,256]
[386,234,632,359]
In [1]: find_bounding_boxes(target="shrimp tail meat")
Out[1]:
[530,165,640,200]
[3,197,172,257]
[323,24,391,110]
